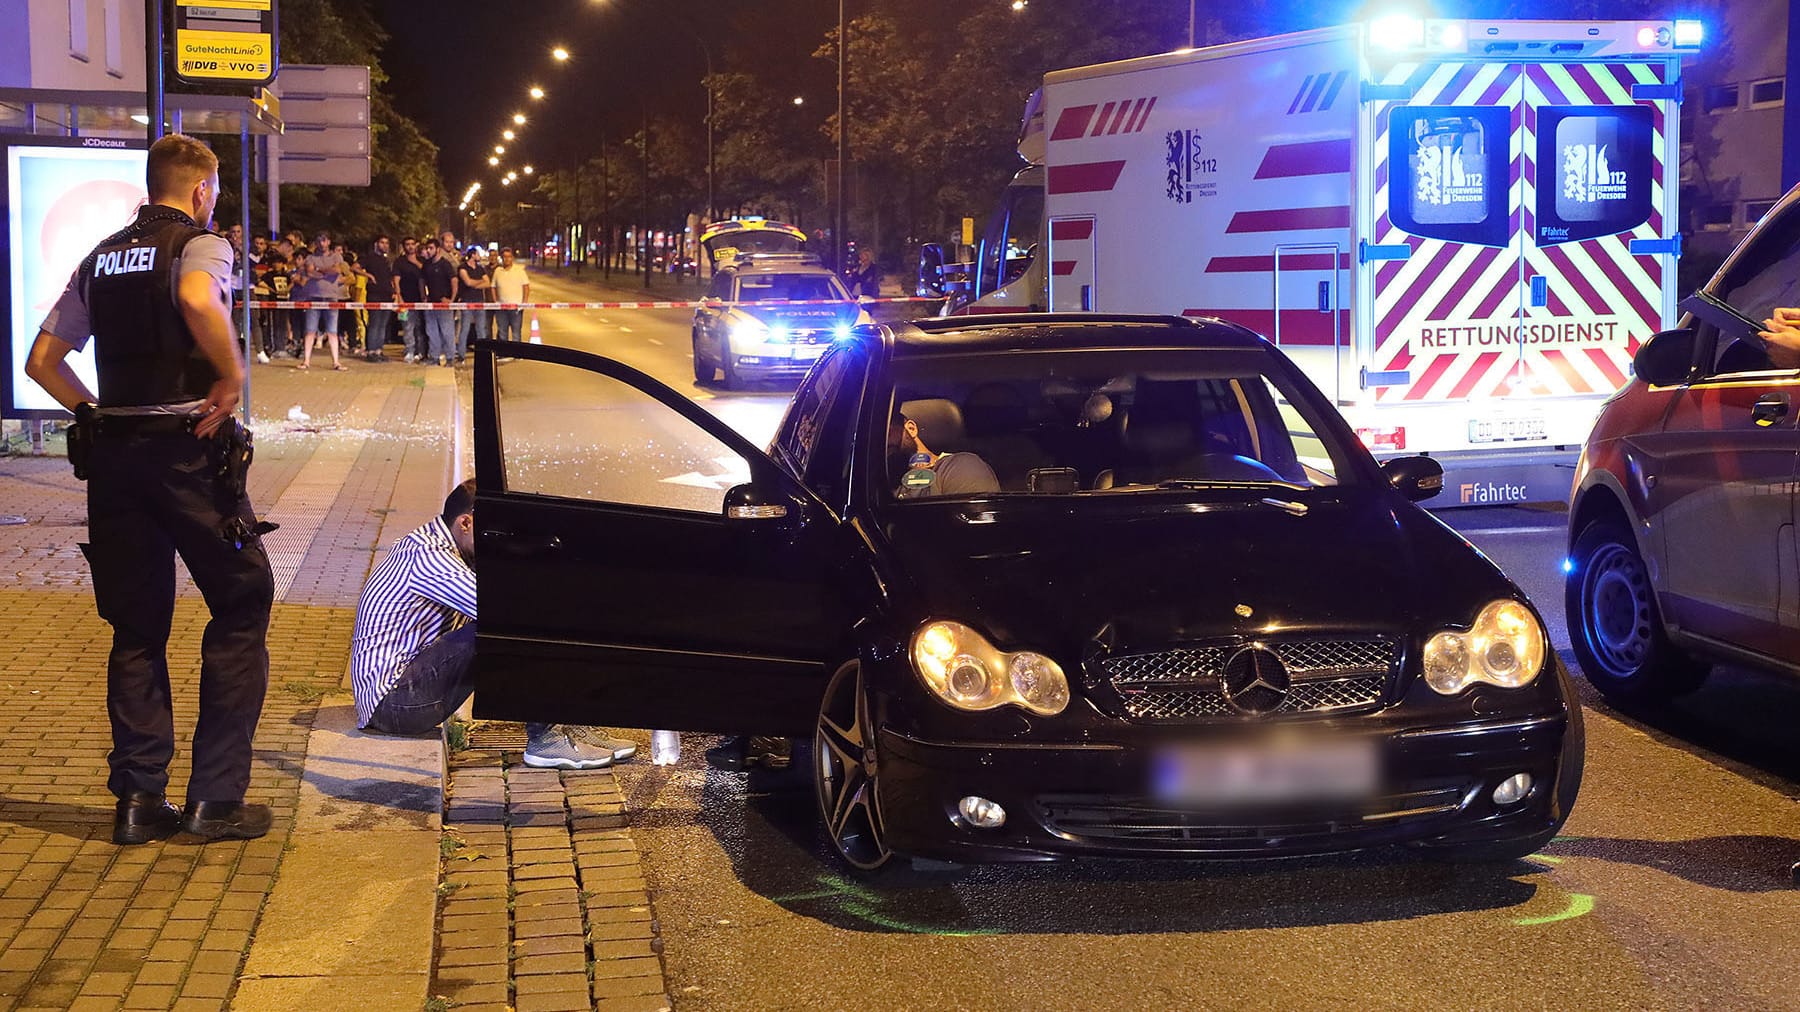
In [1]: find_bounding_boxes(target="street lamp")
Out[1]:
[503,129,515,141]
[495,145,505,155]
[523,165,534,175]
[488,156,499,166]
[793,95,805,105]
[513,113,527,125]
[530,86,546,100]
[552,46,570,61]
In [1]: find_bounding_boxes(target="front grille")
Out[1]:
[1037,783,1472,847]
[1099,638,1397,721]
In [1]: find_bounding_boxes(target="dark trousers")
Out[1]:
[84,433,274,803]
[364,623,477,736]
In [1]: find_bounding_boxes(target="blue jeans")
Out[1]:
[455,306,488,357]
[493,308,525,342]
[365,308,393,353]
[364,624,475,736]
[402,311,426,358]
[424,310,455,361]
[302,307,339,335]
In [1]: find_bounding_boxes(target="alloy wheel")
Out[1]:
[813,662,891,871]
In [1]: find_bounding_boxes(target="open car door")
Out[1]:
[469,339,840,735]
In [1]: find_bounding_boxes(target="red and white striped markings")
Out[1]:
[1368,59,1665,404]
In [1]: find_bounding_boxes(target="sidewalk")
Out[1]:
[0,354,671,1011]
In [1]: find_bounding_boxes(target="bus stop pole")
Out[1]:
[145,0,164,140]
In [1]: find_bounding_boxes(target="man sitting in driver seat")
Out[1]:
[888,405,1001,497]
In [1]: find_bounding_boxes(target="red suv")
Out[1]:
[1566,186,1800,705]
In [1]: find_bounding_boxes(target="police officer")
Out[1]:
[25,133,275,845]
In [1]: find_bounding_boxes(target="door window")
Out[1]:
[1388,105,1510,247]
[497,360,748,514]
[1532,106,1654,245]
[1697,198,1800,374]
[771,348,865,501]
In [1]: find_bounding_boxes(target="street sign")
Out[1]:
[278,126,369,157]
[278,155,372,186]
[962,217,976,246]
[173,0,278,87]
[276,96,368,128]
[271,64,371,188]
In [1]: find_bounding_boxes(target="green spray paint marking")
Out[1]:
[771,873,1001,936]
[1514,892,1594,926]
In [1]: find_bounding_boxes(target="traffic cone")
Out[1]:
[529,315,542,345]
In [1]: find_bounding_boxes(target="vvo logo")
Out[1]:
[95,247,157,276]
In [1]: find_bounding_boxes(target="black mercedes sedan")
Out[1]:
[470,315,1583,873]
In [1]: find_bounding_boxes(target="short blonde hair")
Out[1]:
[147,133,218,201]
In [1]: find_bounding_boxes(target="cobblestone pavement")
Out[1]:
[0,358,448,1011]
[432,746,670,1012]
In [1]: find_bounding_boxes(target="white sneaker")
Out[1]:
[256,351,270,364]
[404,354,415,364]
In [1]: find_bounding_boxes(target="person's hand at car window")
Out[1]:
[1756,307,1800,369]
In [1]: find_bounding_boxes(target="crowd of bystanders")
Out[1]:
[229,227,534,368]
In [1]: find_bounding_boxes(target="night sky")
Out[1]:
[373,0,1710,200]
[373,0,826,199]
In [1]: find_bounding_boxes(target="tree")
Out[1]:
[239,0,447,244]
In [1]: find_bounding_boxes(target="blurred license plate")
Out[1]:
[1468,414,1547,444]
[1151,738,1378,804]
[793,344,824,360]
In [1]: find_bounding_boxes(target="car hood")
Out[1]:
[735,302,858,330]
[874,492,1515,657]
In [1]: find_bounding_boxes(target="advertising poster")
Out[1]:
[4,138,148,417]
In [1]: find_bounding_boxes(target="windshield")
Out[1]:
[735,273,849,303]
[975,183,1044,297]
[877,346,1358,500]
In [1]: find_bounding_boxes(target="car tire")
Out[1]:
[813,660,893,874]
[1418,661,1586,865]
[1565,518,1710,705]
[719,338,740,390]
[691,331,714,384]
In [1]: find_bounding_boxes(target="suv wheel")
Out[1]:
[1566,519,1709,705]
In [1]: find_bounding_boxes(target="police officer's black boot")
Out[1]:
[113,791,182,845]
[181,801,273,841]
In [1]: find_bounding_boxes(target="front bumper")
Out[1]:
[873,710,1575,863]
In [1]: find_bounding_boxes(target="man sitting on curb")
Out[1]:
[350,480,636,769]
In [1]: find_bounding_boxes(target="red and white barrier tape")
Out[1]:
[238,296,946,311]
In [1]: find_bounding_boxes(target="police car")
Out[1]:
[692,259,871,389]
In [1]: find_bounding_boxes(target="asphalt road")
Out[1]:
[513,272,1800,1011]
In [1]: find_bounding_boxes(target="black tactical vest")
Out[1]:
[80,206,221,407]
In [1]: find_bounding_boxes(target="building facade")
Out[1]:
[0,0,145,92]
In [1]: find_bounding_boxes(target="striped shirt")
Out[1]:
[350,518,478,727]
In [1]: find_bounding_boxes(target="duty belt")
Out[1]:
[93,414,197,437]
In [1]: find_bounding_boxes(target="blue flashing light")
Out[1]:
[1673,20,1703,47]
[1371,14,1425,50]
[1560,558,1575,575]
[834,324,852,341]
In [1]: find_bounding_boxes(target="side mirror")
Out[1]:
[723,483,790,522]
[1633,327,1697,386]
[1381,455,1445,502]
[916,243,947,298]
[857,294,875,306]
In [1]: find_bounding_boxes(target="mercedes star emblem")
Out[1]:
[1221,645,1290,715]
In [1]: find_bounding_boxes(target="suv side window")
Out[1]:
[771,348,865,501]
[1700,199,1800,374]
[707,272,733,300]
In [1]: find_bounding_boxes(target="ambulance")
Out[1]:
[926,16,1702,505]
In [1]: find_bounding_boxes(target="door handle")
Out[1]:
[480,530,563,554]
[1752,393,1790,426]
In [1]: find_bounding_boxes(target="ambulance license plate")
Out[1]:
[1468,414,1547,444]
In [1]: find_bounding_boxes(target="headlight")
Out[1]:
[1422,600,1547,694]
[730,318,767,343]
[911,620,1069,716]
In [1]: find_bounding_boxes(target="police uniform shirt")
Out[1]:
[38,225,234,415]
